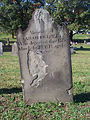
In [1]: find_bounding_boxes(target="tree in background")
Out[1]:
[0,0,44,38]
[45,0,90,41]
[0,0,89,40]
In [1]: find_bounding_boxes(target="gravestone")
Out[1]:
[73,47,77,50]
[70,47,75,54]
[17,9,73,105]
[12,42,18,56]
[87,42,90,45]
[0,42,3,56]
[7,38,10,46]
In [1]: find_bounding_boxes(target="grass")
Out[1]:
[73,34,90,40]
[0,33,16,45]
[0,44,90,119]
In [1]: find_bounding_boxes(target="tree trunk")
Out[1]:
[69,30,73,42]
[12,32,14,39]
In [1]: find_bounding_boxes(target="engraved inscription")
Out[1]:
[17,33,63,52]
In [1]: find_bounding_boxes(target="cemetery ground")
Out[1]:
[0,33,16,45]
[0,44,90,120]
[73,34,90,40]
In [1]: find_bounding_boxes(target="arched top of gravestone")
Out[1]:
[25,8,54,33]
[17,8,68,41]
[18,9,58,35]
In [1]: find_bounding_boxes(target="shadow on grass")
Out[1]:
[73,39,90,43]
[74,92,90,103]
[0,87,22,94]
[75,48,90,51]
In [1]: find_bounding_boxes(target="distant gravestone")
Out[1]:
[12,42,18,56]
[80,46,83,49]
[84,40,86,44]
[70,47,75,54]
[0,42,3,56]
[87,42,90,45]
[17,9,73,105]
[7,38,10,46]
[73,47,77,50]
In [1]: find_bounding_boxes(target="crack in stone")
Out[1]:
[27,46,31,74]
[30,74,38,86]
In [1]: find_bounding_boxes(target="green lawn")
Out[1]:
[73,34,90,40]
[0,45,90,120]
[0,33,16,45]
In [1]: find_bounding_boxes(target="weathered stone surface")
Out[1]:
[12,42,18,56]
[17,9,73,105]
[70,47,75,54]
[0,42,3,56]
